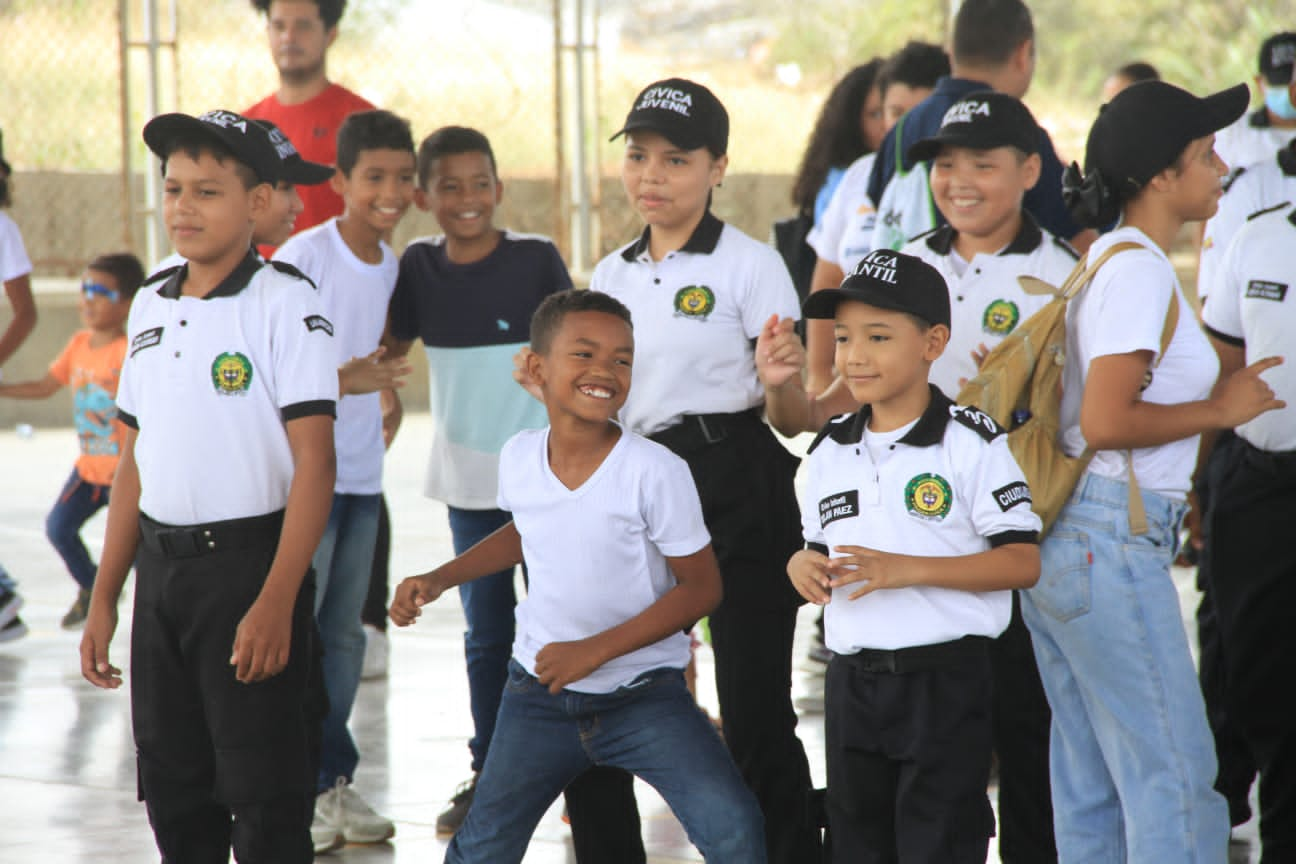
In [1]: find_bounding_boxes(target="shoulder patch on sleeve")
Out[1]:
[1221,165,1247,194]
[268,259,318,290]
[1052,235,1081,260]
[992,481,1032,512]
[950,404,1004,442]
[1247,201,1291,222]
[304,314,334,336]
[142,265,180,287]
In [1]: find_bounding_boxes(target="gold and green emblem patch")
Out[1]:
[905,473,953,521]
[211,352,253,395]
[674,284,715,319]
[982,299,1020,336]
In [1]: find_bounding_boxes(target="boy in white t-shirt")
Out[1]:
[273,108,414,850]
[391,290,765,864]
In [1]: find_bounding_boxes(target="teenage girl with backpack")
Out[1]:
[1022,80,1284,862]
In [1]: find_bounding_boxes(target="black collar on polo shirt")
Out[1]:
[1249,107,1273,129]
[620,210,726,261]
[1278,140,1296,176]
[156,249,262,300]
[923,211,1043,258]
[809,385,954,453]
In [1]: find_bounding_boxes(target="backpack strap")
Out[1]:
[1059,241,1146,301]
[1125,288,1182,535]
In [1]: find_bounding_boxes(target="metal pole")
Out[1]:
[552,0,568,263]
[118,0,133,251]
[142,0,162,264]
[588,0,601,266]
[570,0,590,275]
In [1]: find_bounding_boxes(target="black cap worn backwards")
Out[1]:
[1260,33,1296,85]
[252,120,335,186]
[609,78,729,156]
[802,249,951,328]
[143,109,282,185]
[906,91,1041,163]
[1084,81,1249,191]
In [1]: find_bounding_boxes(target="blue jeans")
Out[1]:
[1021,473,1228,863]
[46,469,109,590]
[446,506,518,773]
[312,492,381,791]
[446,660,766,864]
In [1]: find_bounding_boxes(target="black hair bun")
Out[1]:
[1062,161,1121,229]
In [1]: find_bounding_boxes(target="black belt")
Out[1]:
[139,510,284,559]
[649,407,764,455]
[836,635,989,674]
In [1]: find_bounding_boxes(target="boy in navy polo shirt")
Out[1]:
[788,250,1041,863]
[81,109,337,863]
[390,289,765,864]
[386,125,572,835]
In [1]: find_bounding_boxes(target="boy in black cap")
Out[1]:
[1215,32,1296,174]
[81,109,338,862]
[790,249,1041,863]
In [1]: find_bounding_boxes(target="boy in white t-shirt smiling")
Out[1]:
[390,289,765,864]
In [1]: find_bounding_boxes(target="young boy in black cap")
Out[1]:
[789,249,1041,863]
[80,109,338,863]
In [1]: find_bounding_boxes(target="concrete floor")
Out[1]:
[0,415,1261,862]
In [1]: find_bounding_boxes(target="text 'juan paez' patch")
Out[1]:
[1245,280,1288,302]
[819,490,860,528]
[992,481,1032,512]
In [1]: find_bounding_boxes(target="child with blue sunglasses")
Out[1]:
[0,252,144,628]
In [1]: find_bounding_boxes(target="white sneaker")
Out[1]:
[311,781,345,853]
[337,782,395,844]
[361,625,388,681]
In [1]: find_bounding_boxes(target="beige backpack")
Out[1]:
[956,241,1178,535]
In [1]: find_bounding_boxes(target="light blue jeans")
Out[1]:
[445,660,766,864]
[312,492,381,791]
[1021,473,1228,863]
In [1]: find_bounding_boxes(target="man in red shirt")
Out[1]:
[246,0,375,240]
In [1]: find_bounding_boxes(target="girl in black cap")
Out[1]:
[1020,80,1284,862]
[529,77,822,863]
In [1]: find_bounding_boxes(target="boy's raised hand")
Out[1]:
[787,548,833,605]
[389,573,445,627]
[828,545,917,600]
[339,346,412,396]
[511,347,543,402]
[1212,355,1286,427]
[755,314,806,390]
[80,603,122,689]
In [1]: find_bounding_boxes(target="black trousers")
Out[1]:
[1195,433,1257,826]
[825,638,995,864]
[566,413,820,863]
[1205,436,1296,860]
[131,511,324,864]
[361,494,390,631]
[989,593,1057,863]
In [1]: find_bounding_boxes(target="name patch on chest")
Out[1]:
[819,490,860,528]
[1245,280,1288,302]
[304,314,334,336]
[992,481,1033,512]
[131,327,163,357]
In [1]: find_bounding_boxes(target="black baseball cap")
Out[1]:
[610,78,729,156]
[252,120,335,186]
[802,249,951,328]
[906,91,1041,163]
[1260,33,1296,85]
[1085,81,1249,191]
[143,109,281,185]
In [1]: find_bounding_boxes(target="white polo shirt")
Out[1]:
[499,426,711,693]
[901,216,1078,398]
[808,152,878,274]
[274,218,397,495]
[1202,202,1296,451]
[116,252,338,526]
[590,212,800,436]
[1199,143,1296,301]
[801,388,1041,652]
[0,212,32,283]
[1059,227,1219,498]
[1215,109,1296,177]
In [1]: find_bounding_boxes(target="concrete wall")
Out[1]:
[2,170,800,427]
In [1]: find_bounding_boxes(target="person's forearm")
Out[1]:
[92,436,142,609]
[1081,397,1225,452]
[764,376,813,437]
[904,543,1040,592]
[0,275,36,367]
[424,521,524,593]
[806,260,844,392]
[0,375,61,399]
[262,424,335,607]
[583,576,721,669]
